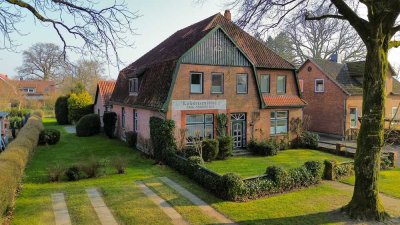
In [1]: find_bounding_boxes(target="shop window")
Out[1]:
[186,114,213,144]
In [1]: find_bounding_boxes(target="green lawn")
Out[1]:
[10,118,399,225]
[205,150,351,178]
[340,168,400,198]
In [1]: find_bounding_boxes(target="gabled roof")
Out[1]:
[94,80,116,106]
[11,80,55,96]
[111,13,295,110]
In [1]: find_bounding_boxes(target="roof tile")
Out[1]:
[263,95,306,107]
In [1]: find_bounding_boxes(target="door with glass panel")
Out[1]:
[231,113,246,148]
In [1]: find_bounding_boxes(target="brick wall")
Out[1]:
[298,60,347,136]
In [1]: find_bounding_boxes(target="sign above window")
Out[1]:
[172,100,226,111]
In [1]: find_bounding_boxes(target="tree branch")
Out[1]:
[305,14,345,21]
[389,41,400,49]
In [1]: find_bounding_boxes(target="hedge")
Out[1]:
[103,112,117,138]
[55,96,69,125]
[247,139,279,156]
[0,114,43,222]
[76,114,100,137]
[67,91,93,123]
[149,117,176,161]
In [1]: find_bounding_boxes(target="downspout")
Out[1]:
[343,97,347,140]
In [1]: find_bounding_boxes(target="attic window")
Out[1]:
[129,78,139,96]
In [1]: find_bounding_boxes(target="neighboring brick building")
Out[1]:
[12,79,56,100]
[298,58,400,139]
[94,80,116,126]
[110,11,305,153]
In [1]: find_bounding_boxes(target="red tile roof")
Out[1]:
[95,80,116,105]
[11,80,55,96]
[263,95,307,107]
[0,74,9,81]
[111,13,295,110]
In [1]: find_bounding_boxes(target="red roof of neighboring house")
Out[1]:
[111,12,295,111]
[12,80,55,96]
[95,80,116,106]
[263,95,307,107]
[0,74,9,81]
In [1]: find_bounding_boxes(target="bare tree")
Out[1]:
[228,0,400,221]
[265,32,297,65]
[0,0,139,65]
[72,59,106,96]
[16,43,68,81]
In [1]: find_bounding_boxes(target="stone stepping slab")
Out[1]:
[86,188,118,225]
[51,193,72,225]
[159,177,237,224]
[136,181,189,225]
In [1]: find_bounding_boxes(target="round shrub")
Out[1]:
[65,166,81,181]
[219,173,245,200]
[265,166,288,186]
[55,96,69,125]
[188,156,204,165]
[67,91,93,123]
[248,139,279,156]
[292,131,319,149]
[304,161,322,178]
[217,136,233,159]
[202,139,219,162]
[183,146,198,158]
[126,131,138,148]
[39,129,61,145]
[103,112,117,138]
[76,114,100,137]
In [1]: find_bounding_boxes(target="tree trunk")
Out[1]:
[344,40,388,221]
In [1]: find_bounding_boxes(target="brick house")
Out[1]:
[94,80,116,126]
[12,79,56,100]
[110,11,305,153]
[298,58,400,139]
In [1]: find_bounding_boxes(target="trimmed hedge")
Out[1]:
[247,139,279,156]
[292,131,319,149]
[0,115,43,222]
[76,114,100,137]
[55,96,69,125]
[202,139,219,162]
[149,117,176,161]
[39,129,61,145]
[103,112,117,138]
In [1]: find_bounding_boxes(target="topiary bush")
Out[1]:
[219,173,246,201]
[76,114,100,137]
[217,136,233,159]
[248,139,279,156]
[103,112,117,138]
[126,131,138,148]
[265,166,288,186]
[188,156,204,165]
[150,117,176,161]
[202,139,219,162]
[67,91,93,123]
[39,128,61,145]
[55,96,70,125]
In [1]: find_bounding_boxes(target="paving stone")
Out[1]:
[51,193,72,225]
[136,181,189,225]
[86,188,118,225]
[159,177,237,224]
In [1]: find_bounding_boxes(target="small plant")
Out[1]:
[79,156,102,178]
[188,156,204,165]
[39,128,61,145]
[112,156,129,174]
[65,166,81,181]
[47,164,65,182]
[202,139,219,162]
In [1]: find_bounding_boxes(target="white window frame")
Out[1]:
[349,108,358,128]
[260,74,270,93]
[270,111,288,135]
[129,78,139,96]
[190,72,203,94]
[315,79,325,93]
[211,73,224,94]
[277,75,286,94]
[121,107,126,128]
[299,79,304,92]
[134,111,138,132]
[236,74,248,94]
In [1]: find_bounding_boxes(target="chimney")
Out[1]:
[224,10,231,21]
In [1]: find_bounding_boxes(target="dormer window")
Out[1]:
[129,78,139,96]
[21,87,36,93]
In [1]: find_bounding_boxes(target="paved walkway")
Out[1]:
[51,193,72,225]
[136,181,189,225]
[86,188,118,225]
[64,126,76,134]
[159,177,236,224]
[326,181,400,222]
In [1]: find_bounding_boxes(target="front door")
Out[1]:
[231,113,246,148]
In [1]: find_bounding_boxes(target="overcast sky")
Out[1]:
[1,1,399,79]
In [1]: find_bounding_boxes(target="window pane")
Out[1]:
[237,74,247,93]
[315,80,324,92]
[277,111,288,119]
[270,122,276,135]
[186,124,204,139]
[191,73,202,93]
[205,124,213,139]
[261,75,270,93]
[270,112,276,119]
[350,108,357,127]
[277,76,286,93]
[205,114,213,123]
[186,114,204,124]
[211,74,223,93]
[276,119,288,134]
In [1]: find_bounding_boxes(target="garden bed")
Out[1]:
[204,149,350,178]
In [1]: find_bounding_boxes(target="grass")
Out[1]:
[340,168,400,198]
[10,118,400,224]
[205,150,351,178]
